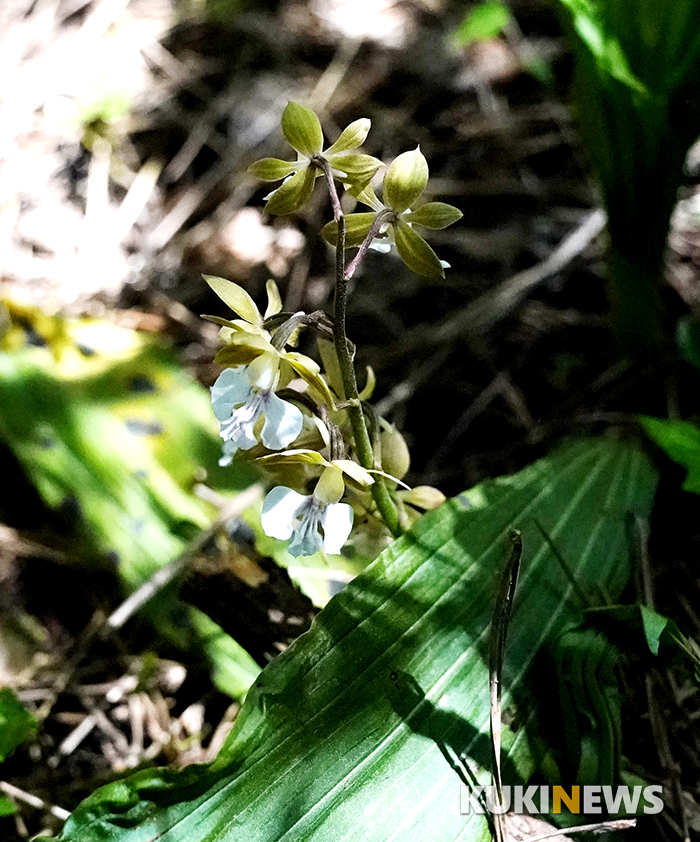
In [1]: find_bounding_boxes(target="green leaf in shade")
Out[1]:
[0,688,36,762]
[453,1,511,47]
[0,311,261,698]
[676,316,700,372]
[554,0,700,352]
[639,605,670,656]
[394,218,445,278]
[639,416,700,494]
[55,436,657,842]
[586,604,695,662]
[0,797,16,817]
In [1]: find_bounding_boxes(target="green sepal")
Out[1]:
[328,153,383,183]
[200,314,241,329]
[393,219,445,278]
[333,459,374,487]
[322,213,376,248]
[325,118,371,156]
[281,102,324,158]
[348,183,384,211]
[214,332,271,366]
[247,158,299,182]
[383,147,428,214]
[401,485,445,510]
[258,448,329,467]
[405,202,462,230]
[265,166,316,216]
[203,275,261,325]
[214,346,262,367]
[284,352,336,408]
[264,279,283,319]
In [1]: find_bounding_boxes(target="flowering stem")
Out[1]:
[318,162,402,538]
[345,209,394,279]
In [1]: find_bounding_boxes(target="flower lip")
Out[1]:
[261,485,354,557]
[211,366,303,457]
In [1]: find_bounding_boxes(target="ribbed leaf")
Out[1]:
[57,436,657,842]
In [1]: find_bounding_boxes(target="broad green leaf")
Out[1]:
[639,416,700,494]
[0,308,261,697]
[0,688,36,762]
[0,797,16,817]
[453,1,511,47]
[56,437,657,842]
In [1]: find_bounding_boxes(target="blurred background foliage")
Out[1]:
[1,0,700,838]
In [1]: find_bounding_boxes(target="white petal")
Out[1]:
[211,367,253,421]
[369,240,392,254]
[260,392,303,450]
[218,439,239,466]
[321,502,354,554]
[261,487,308,540]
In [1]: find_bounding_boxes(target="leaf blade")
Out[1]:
[57,437,658,842]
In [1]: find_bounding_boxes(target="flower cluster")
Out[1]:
[205,103,455,558]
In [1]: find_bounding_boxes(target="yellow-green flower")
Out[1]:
[258,451,374,557]
[248,102,383,215]
[322,147,462,278]
[202,275,335,407]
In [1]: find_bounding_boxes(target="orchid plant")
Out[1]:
[204,102,461,558]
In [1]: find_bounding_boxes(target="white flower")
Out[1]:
[261,483,354,557]
[211,363,303,465]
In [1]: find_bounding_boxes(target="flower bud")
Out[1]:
[379,423,410,480]
[383,147,428,214]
